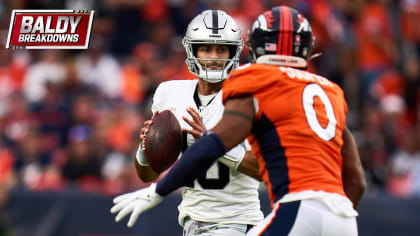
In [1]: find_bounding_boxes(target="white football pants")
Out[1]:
[247,199,358,236]
[183,217,251,236]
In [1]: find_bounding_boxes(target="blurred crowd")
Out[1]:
[0,0,419,215]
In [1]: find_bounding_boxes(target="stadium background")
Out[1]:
[0,0,419,235]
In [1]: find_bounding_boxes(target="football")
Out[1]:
[143,110,183,173]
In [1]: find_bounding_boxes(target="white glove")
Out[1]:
[110,183,164,227]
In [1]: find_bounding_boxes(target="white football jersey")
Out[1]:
[151,80,263,226]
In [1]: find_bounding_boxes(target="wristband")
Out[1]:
[219,155,244,170]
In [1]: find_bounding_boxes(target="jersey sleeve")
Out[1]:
[151,82,169,113]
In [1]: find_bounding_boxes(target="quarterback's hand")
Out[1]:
[183,107,206,140]
[139,111,159,150]
[110,183,164,227]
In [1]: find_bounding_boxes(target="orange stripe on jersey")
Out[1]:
[223,64,348,202]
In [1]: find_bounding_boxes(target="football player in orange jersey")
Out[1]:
[109,6,365,236]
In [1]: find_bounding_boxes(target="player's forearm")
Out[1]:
[134,161,159,183]
[156,132,226,196]
[341,127,366,208]
[343,176,364,209]
[134,144,160,182]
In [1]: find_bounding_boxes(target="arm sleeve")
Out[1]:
[155,132,226,196]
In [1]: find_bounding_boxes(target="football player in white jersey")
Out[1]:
[111,10,263,235]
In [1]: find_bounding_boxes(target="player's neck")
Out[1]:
[197,79,223,95]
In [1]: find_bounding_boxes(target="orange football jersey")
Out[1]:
[223,63,348,203]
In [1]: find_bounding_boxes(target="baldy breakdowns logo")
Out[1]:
[6,9,95,49]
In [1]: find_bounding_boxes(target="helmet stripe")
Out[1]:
[280,6,292,56]
[283,7,290,56]
[286,8,294,56]
[212,10,218,34]
[276,8,282,55]
[281,8,286,55]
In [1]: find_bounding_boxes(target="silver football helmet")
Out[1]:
[183,10,243,83]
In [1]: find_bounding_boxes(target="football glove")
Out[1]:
[110,183,163,227]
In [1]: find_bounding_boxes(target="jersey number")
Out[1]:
[302,83,337,141]
[186,162,229,189]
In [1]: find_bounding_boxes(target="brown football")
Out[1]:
[143,110,182,173]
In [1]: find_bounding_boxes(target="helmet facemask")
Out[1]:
[183,39,243,83]
[183,10,243,83]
